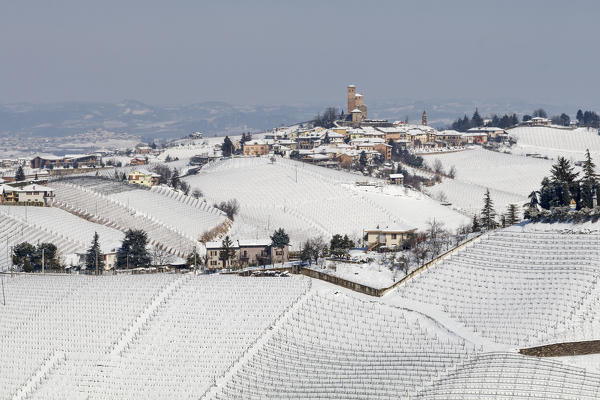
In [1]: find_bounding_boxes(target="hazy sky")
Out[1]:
[1,0,599,108]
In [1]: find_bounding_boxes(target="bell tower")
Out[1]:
[422,111,428,126]
[347,85,356,115]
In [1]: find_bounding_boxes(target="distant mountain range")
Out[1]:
[0,99,577,140]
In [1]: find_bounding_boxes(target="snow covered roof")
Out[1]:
[0,184,15,194]
[437,130,464,136]
[206,241,239,250]
[20,184,54,192]
[130,169,161,178]
[351,108,363,113]
[365,224,416,233]
[238,239,271,247]
[389,173,405,179]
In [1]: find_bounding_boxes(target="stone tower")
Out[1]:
[422,111,428,126]
[347,85,356,116]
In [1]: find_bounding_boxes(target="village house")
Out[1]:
[388,173,404,185]
[0,183,55,205]
[205,239,290,269]
[30,154,100,169]
[522,117,552,127]
[130,156,148,166]
[243,140,271,156]
[135,145,154,155]
[238,240,272,267]
[435,130,465,147]
[466,127,504,140]
[206,241,241,269]
[127,169,161,187]
[365,225,417,249]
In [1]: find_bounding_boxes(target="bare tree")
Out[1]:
[150,246,171,269]
[448,165,456,178]
[214,199,240,220]
[433,159,444,175]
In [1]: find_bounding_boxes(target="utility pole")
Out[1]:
[1,276,5,306]
[95,247,99,276]
[42,248,45,274]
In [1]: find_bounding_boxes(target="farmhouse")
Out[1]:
[127,170,160,187]
[206,239,290,269]
[365,225,417,249]
[388,173,404,185]
[243,140,270,156]
[0,183,55,205]
[206,241,240,269]
[130,156,148,166]
[435,130,465,146]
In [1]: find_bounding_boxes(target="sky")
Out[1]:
[1,0,599,108]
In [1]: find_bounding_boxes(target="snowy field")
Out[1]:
[184,156,469,247]
[422,147,554,216]
[316,258,401,289]
[508,126,600,161]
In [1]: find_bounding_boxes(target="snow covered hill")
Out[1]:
[184,156,469,246]
[508,126,600,161]
[422,147,553,216]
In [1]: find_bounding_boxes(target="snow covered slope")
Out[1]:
[184,157,469,246]
[396,227,600,347]
[422,147,553,216]
[508,126,600,160]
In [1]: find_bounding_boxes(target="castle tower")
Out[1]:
[422,111,428,126]
[347,85,356,116]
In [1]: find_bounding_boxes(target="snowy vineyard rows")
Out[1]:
[184,157,468,246]
[2,262,600,400]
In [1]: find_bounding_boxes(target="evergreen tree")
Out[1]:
[510,114,519,126]
[186,249,201,270]
[170,168,180,189]
[471,215,480,232]
[550,157,579,207]
[219,236,236,269]
[559,113,570,126]
[506,204,520,225]
[577,109,584,124]
[359,151,367,167]
[480,189,497,230]
[222,136,234,157]
[15,165,26,182]
[539,177,553,209]
[471,108,483,127]
[525,190,539,209]
[270,228,290,265]
[581,149,597,208]
[522,114,532,122]
[116,229,150,269]
[85,232,104,274]
[12,242,36,272]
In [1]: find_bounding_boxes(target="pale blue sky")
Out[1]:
[1,0,598,107]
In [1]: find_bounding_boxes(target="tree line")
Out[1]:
[524,150,599,221]
[451,107,600,132]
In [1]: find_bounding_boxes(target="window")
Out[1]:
[391,234,397,239]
